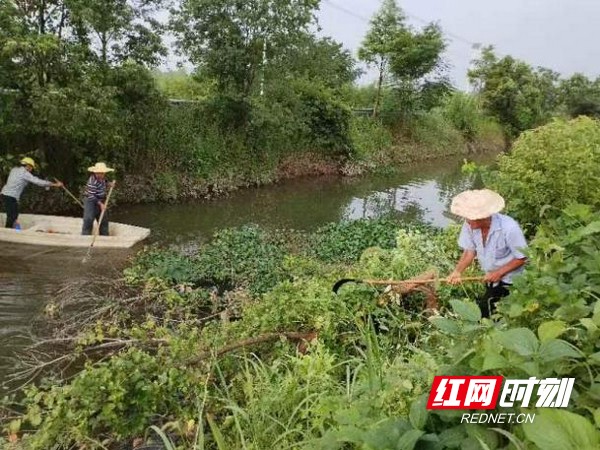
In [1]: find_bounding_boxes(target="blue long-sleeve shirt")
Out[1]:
[84,175,107,202]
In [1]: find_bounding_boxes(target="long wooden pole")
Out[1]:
[333,276,485,294]
[55,179,83,209]
[361,276,485,286]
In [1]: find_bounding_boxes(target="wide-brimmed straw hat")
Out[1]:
[87,162,114,173]
[450,189,505,220]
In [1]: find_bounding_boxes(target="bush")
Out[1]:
[438,92,505,151]
[22,348,197,448]
[153,70,211,100]
[342,84,378,108]
[349,117,393,160]
[124,247,199,286]
[13,211,600,448]
[440,92,484,141]
[195,226,291,294]
[153,171,179,201]
[489,116,600,231]
[496,203,600,330]
[471,117,505,152]
[408,110,465,155]
[309,217,402,263]
[292,79,354,157]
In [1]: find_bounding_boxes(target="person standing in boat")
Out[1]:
[82,162,115,236]
[0,157,63,228]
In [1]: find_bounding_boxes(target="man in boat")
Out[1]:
[446,189,528,318]
[82,162,115,236]
[0,157,63,228]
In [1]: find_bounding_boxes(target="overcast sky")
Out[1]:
[317,0,600,89]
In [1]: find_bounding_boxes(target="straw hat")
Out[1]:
[450,189,505,220]
[20,157,36,168]
[87,162,114,173]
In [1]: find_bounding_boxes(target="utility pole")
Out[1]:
[260,38,267,96]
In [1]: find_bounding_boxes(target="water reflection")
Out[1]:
[344,179,452,226]
[112,154,492,245]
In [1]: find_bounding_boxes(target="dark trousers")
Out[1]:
[82,198,109,236]
[1,194,18,228]
[477,282,511,318]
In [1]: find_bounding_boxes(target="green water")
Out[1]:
[111,156,487,245]
[0,153,495,384]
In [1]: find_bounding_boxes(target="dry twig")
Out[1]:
[188,331,318,366]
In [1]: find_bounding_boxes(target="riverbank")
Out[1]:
[19,133,504,215]
[117,139,499,205]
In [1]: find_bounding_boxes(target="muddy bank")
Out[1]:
[15,141,501,215]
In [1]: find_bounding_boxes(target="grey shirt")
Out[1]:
[1,166,53,201]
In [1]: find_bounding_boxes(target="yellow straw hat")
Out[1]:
[450,189,505,220]
[87,162,114,173]
[20,157,36,168]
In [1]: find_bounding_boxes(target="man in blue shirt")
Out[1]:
[447,189,528,318]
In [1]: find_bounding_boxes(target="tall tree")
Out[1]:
[387,23,445,82]
[0,0,167,176]
[358,0,405,118]
[469,46,558,138]
[359,0,445,118]
[269,34,359,91]
[67,0,167,66]
[559,73,600,118]
[172,0,320,97]
[0,0,165,92]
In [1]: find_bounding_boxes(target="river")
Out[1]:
[0,153,495,385]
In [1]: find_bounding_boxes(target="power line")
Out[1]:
[322,0,371,24]
[322,0,486,87]
[323,0,482,50]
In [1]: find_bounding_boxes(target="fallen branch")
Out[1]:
[189,331,318,366]
[7,338,169,390]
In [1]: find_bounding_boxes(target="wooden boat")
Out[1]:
[0,213,150,248]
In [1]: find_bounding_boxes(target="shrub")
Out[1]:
[124,247,200,286]
[195,226,291,295]
[293,79,354,158]
[309,217,402,263]
[22,349,197,448]
[13,211,600,448]
[471,117,505,152]
[489,116,600,231]
[496,203,600,330]
[153,171,179,201]
[349,117,393,160]
[440,92,484,141]
[408,110,465,155]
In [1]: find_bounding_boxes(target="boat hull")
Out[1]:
[0,214,150,248]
